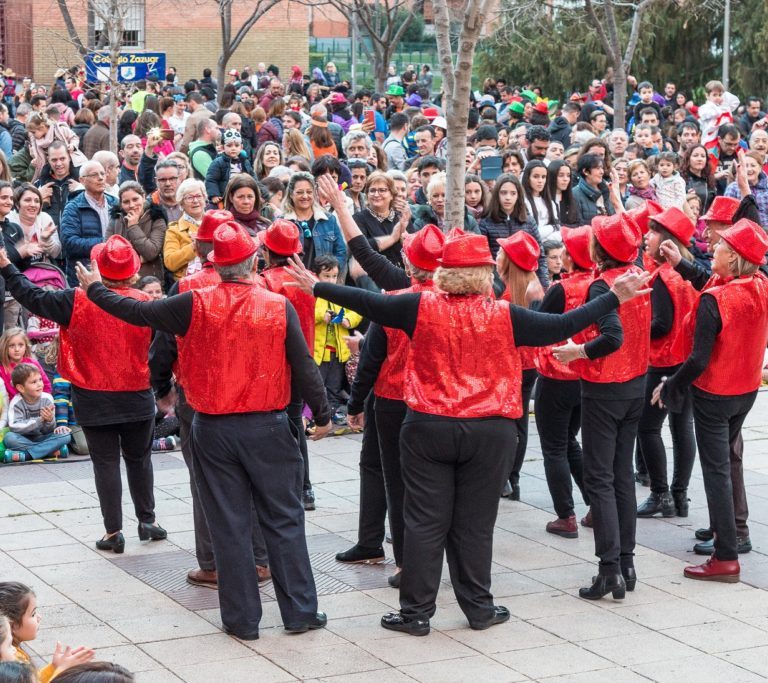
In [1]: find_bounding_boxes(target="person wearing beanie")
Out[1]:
[286,174,651,635]
[204,128,254,206]
[553,213,651,601]
[77,221,332,640]
[534,225,595,539]
[656,219,768,582]
[635,208,698,521]
[0,236,166,555]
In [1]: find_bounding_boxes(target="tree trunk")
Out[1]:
[612,62,627,131]
[217,55,229,105]
[374,46,390,94]
[109,58,118,154]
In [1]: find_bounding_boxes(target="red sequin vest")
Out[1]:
[694,275,768,395]
[59,288,151,391]
[373,280,434,402]
[178,283,291,413]
[179,265,219,293]
[573,265,651,383]
[535,271,594,381]
[404,291,522,419]
[262,266,315,349]
[649,263,697,368]
[501,287,536,370]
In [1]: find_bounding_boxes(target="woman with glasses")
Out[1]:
[282,172,346,272]
[163,179,207,280]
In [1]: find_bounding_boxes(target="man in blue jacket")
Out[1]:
[60,160,117,285]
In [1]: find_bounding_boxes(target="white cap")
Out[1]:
[432,116,448,130]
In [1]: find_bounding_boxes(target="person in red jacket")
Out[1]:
[534,225,595,538]
[77,222,332,640]
[0,236,165,554]
[285,184,651,635]
[655,219,768,582]
[554,213,651,601]
[261,219,318,511]
[636,207,698,519]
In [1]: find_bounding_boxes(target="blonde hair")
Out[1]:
[723,243,760,277]
[283,128,312,160]
[176,178,206,204]
[25,112,51,133]
[0,328,32,369]
[434,265,493,295]
[496,251,536,305]
[426,171,447,200]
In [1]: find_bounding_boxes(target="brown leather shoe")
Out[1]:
[546,515,578,538]
[580,508,593,528]
[187,568,218,588]
[257,565,272,582]
[684,557,740,583]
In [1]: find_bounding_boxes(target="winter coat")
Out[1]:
[548,116,573,147]
[163,215,199,280]
[571,178,615,225]
[204,152,255,201]
[410,204,479,234]
[34,166,83,227]
[478,214,549,287]
[107,201,168,281]
[81,120,110,159]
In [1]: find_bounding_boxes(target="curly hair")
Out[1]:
[434,265,493,295]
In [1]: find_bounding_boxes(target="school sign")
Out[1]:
[85,51,166,82]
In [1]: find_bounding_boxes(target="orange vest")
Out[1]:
[263,266,315,350]
[694,275,768,395]
[404,291,522,419]
[535,271,594,381]
[573,265,651,383]
[373,280,433,401]
[59,288,151,391]
[178,283,291,414]
[649,263,697,368]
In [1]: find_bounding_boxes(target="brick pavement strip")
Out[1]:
[1,390,768,681]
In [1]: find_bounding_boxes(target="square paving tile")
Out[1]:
[400,654,527,682]
[493,642,614,679]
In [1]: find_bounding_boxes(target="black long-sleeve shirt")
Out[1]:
[1,263,155,426]
[86,282,331,425]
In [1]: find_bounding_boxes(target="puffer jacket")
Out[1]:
[204,152,255,201]
[107,201,168,282]
[478,214,549,287]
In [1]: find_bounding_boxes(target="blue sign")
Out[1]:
[85,51,166,83]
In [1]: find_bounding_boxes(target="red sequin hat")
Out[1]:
[260,219,303,256]
[560,225,594,270]
[719,218,768,265]
[91,235,140,281]
[497,231,540,272]
[592,213,641,263]
[403,224,445,272]
[701,196,740,225]
[627,199,663,235]
[438,231,495,267]
[651,206,695,244]
[197,209,234,242]
[208,222,258,265]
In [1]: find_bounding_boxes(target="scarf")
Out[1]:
[232,207,268,234]
[628,185,657,200]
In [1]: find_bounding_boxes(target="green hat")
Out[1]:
[509,101,525,116]
[520,89,536,103]
[386,84,404,96]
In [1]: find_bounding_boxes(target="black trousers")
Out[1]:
[191,411,317,637]
[357,393,387,548]
[178,388,267,571]
[375,399,408,566]
[399,415,516,623]
[82,418,156,534]
[581,395,642,573]
[319,353,346,412]
[509,369,537,486]
[692,390,756,561]
[535,377,588,518]
[287,399,311,491]
[638,368,696,495]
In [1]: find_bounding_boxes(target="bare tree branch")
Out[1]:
[584,0,617,63]
[56,0,88,57]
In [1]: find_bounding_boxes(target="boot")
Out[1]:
[684,557,740,583]
[580,508,593,528]
[546,515,578,539]
[636,491,675,518]
[672,490,690,517]
[579,573,626,600]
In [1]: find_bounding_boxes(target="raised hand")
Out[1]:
[284,254,318,295]
[610,270,652,303]
[75,259,103,290]
[51,642,95,673]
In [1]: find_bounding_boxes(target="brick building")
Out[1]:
[1,0,310,85]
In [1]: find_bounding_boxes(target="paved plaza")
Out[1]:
[2,389,768,682]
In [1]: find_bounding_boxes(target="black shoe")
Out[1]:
[636,491,675,518]
[223,626,259,640]
[138,522,167,541]
[622,567,637,592]
[694,536,752,556]
[695,527,714,541]
[579,573,626,601]
[387,571,401,588]
[96,532,125,554]
[469,606,510,630]
[302,489,316,511]
[672,491,690,517]
[380,612,430,636]
[635,472,651,487]
[285,611,327,634]
[335,544,385,564]
[510,483,520,501]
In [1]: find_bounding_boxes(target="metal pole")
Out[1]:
[351,11,357,92]
[722,0,730,89]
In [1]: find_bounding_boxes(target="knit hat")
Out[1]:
[222,129,242,144]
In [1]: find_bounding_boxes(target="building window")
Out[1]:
[90,0,145,49]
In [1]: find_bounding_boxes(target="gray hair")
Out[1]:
[342,130,372,154]
[92,150,119,170]
[610,128,628,140]
[386,169,407,184]
[268,165,292,179]
[214,254,257,280]
[80,160,105,178]
[16,103,32,117]
[222,112,241,127]
[97,106,112,123]
[155,158,181,175]
[310,104,328,119]
[176,178,206,203]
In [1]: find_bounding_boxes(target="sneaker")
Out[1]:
[302,489,316,511]
[332,410,348,426]
[335,544,385,564]
[152,436,178,451]
[3,450,28,463]
[58,444,69,459]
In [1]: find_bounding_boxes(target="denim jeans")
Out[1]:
[4,431,71,459]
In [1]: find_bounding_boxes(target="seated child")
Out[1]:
[4,363,71,463]
[0,581,94,682]
[0,328,52,400]
[312,255,362,424]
